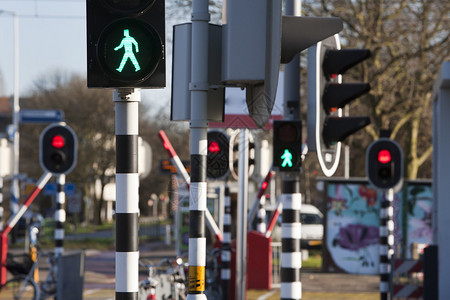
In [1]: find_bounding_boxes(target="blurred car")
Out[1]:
[300,204,324,248]
[274,204,324,249]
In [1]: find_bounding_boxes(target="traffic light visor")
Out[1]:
[52,135,65,149]
[378,149,391,164]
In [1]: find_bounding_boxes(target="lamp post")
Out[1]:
[0,10,20,216]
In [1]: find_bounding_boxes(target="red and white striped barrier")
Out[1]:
[158,130,223,242]
[1,171,52,285]
[393,285,423,298]
[393,259,424,299]
[394,259,423,274]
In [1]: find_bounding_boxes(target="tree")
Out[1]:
[303,0,450,179]
[20,72,190,224]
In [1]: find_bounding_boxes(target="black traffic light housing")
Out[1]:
[87,0,165,88]
[366,138,403,191]
[273,120,302,172]
[307,34,371,177]
[206,131,230,180]
[40,123,78,175]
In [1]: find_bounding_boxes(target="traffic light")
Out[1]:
[229,131,255,180]
[40,123,77,175]
[222,0,343,128]
[206,131,230,180]
[86,0,165,88]
[366,138,403,191]
[307,34,371,177]
[273,120,302,171]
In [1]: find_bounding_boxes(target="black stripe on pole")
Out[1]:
[282,209,301,223]
[189,210,205,238]
[116,292,137,300]
[55,240,63,247]
[116,213,139,252]
[282,238,301,252]
[116,135,138,174]
[282,180,300,193]
[190,154,206,182]
[280,267,301,282]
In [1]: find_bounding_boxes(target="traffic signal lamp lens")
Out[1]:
[208,141,221,154]
[52,135,65,149]
[378,149,391,164]
[276,123,299,143]
[97,19,163,82]
[378,167,391,179]
[51,152,65,164]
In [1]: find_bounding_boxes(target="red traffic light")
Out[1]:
[378,149,391,164]
[208,141,221,153]
[51,135,65,149]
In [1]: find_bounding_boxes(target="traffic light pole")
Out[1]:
[54,174,65,256]
[379,188,394,300]
[280,1,303,299]
[188,0,209,298]
[114,88,140,300]
[236,129,249,300]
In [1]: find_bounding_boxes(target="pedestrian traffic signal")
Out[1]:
[366,138,403,191]
[206,131,230,180]
[87,0,165,88]
[273,120,302,171]
[307,34,371,176]
[40,123,77,175]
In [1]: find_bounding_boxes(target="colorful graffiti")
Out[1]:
[324,180,431,274]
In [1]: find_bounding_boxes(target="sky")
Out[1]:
[0,0,188,112]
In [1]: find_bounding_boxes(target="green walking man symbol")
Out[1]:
[114,29,141,73]
[281,149,293,168]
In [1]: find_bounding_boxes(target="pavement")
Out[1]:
[1,240,381,299]
[80,241,380,300]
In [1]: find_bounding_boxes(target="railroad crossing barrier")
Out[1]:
[393,259,423,299]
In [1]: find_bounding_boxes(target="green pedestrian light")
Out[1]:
[114,29,141,73]
[97,19,163,84]
[281,149,294,168]
[273,121,302,171]
[87,0,165,88]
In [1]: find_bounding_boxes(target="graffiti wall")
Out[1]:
[324,179,432,274]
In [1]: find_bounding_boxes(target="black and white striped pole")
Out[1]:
[187,0,209,297]
[114,88,140,300]
[379,189,394,300]
[54,174,65,256]
[366,134,403,300]
[278,2,303,296]
[280,181,302,299]
[221,185,231,300]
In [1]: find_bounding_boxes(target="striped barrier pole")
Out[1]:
[393,259,424,298]
[114,89,140,300]
[247,169,274,233]
[54,174,66,256]
[379,188,394,300]
[221,185,231,300]
[0,171,52,285]
[281,179,302,300]
[257,196,267,234]
[158,130,223,243]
